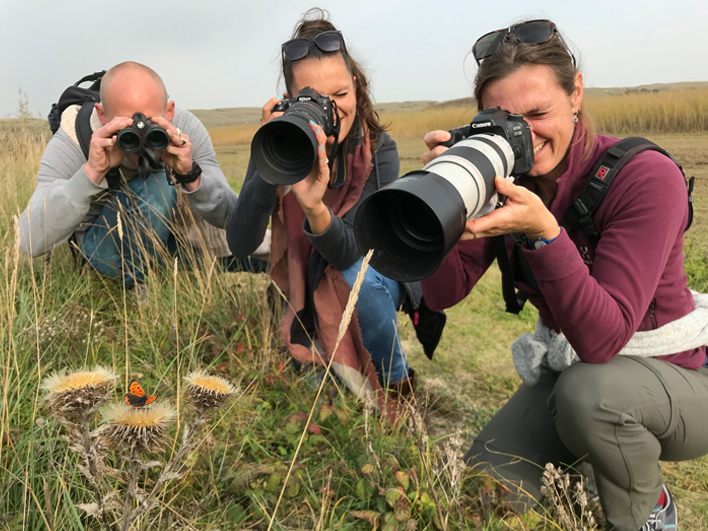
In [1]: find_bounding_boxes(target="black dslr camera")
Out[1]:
[251,87,341,185]
[441,107,534,175]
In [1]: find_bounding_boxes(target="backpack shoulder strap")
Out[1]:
[561,137,692,242]
[75,102,94,159]
[74,100,121,189]
[496,137,694,315]
[493,235,527,314]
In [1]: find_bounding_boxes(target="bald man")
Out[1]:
[18,62,240,286]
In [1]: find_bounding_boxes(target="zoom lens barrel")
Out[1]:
[251,113,319,185]
[354,135,515,282]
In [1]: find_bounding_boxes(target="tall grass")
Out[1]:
[587,88,708,134]
[205,89,708,146]
[2,99,708,529]
[209,124,260,146]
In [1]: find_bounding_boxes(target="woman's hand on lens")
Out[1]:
[461,176,560,241]
[260,95,287,126]
[291,122,331,234]
[422,130,452,165]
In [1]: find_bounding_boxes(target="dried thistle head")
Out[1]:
[183,370,237,412]
[42,366,118,423]
[97,402,176,455]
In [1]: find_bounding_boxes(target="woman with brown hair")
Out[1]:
[420,19,708,531]
[226,9,424,404]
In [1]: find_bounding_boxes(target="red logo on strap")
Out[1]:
[595,166,609,180]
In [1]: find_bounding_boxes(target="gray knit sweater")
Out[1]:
[18,106,237,257]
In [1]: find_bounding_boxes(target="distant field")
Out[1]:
[189,81,708,129]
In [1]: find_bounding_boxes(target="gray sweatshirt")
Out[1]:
[18,107,237,257]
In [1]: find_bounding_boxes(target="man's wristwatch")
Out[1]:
[172,160,202,184]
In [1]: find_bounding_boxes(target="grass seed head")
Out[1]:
[98,402,176,454]
[184,370,237,412]
[42,366,118,423]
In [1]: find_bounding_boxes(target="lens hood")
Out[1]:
[251,113,319,185]
[355,171,467,282]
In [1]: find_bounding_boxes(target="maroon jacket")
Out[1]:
[421,129,705,369]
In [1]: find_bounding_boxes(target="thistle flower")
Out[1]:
[97,403,176,454]
[42,366,118,423]
[183,370,237,412]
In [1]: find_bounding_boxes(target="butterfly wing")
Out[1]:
[124,379,152,408]
[144,395,158,406]
[128,379,146,397]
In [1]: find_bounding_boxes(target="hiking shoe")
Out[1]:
[640,484,677,530]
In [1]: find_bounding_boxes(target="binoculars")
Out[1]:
[116,112,170,153]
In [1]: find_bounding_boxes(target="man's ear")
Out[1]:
[166,100,175,122]
[95,103,108,125]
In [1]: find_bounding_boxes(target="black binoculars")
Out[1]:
[116,112,170,153]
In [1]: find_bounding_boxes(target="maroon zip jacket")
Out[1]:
[420,128,705,368]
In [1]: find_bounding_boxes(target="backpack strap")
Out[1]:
[493,235,526,314]
[561,137,693,243]
[74,100,121,189]
[497,136,694,314]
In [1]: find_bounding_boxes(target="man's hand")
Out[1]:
[84,116,133,184]
[149,116,194,174]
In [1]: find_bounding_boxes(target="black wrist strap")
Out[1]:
[172,160,202,184]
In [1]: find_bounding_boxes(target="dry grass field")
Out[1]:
[1,86,708,530]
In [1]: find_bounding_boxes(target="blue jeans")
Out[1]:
[341,256,409,385]
[79,172,177,287]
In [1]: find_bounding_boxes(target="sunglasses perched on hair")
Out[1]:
[472,19,576,66]
[281,30,346,62]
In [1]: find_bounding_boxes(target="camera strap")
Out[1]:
[497,136,694,315]
[328,137,346,189]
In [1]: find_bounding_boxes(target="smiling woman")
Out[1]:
[225,9,436,409]
[418,18,708,531]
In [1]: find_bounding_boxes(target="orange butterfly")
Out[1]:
[124,379,158,408]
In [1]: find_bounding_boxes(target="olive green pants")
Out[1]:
[465,356,708,531]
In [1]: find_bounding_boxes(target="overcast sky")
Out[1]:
[1,0,707,119]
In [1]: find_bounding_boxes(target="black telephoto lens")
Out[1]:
[251,87,333,185]
[251,114,319,185]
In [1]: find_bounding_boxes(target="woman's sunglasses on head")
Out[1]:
[472,19,576,66]
[282,30,346,62]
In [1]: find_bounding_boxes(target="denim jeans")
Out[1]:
[79,172,177,287]
[341,256,409,384]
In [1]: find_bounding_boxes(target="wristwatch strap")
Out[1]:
[172,160,202,184]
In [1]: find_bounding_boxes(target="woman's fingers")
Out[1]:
[261,95,287,125]
[422,130,452,165]
[459,176,559,240]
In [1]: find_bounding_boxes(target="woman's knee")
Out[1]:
[551,360,638,448]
